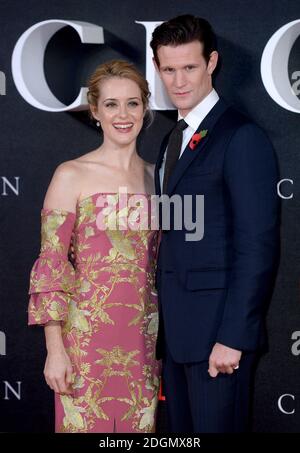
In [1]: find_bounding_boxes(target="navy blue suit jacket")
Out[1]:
[155,99,279,363]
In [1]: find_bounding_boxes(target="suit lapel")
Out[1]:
[166,99,228,196]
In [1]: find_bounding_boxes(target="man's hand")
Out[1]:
[208,342,242,378]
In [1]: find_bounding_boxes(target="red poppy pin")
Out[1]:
[189,130,208,150]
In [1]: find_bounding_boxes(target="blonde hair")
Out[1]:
[87,60,151,122]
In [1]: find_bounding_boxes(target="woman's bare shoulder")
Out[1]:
[54,159,81,177]
[54,148,102,176]
[43,160,83,211]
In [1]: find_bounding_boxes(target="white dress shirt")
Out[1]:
[159,89,219,191]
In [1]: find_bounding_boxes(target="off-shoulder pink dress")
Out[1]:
[28,192,161,433]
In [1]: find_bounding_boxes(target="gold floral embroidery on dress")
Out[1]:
[41,209,73,254]
[28,209,76,325]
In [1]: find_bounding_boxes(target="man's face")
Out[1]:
[155,40,218,117]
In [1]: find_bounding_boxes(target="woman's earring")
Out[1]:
[96,121,100,127]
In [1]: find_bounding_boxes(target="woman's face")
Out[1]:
[93,77,145,147]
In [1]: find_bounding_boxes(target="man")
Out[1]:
[150,15,279,433]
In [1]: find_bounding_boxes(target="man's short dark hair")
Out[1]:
[150,15,217,67]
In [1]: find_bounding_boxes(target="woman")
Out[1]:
[28,60,160,433]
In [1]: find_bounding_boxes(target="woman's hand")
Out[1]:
[44,348,74,395]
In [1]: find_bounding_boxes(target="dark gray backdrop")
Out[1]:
[0,0,299,432]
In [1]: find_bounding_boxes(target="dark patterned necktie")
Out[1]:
[162,119,188,193]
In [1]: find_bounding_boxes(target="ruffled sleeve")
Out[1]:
[28,208,76,325]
